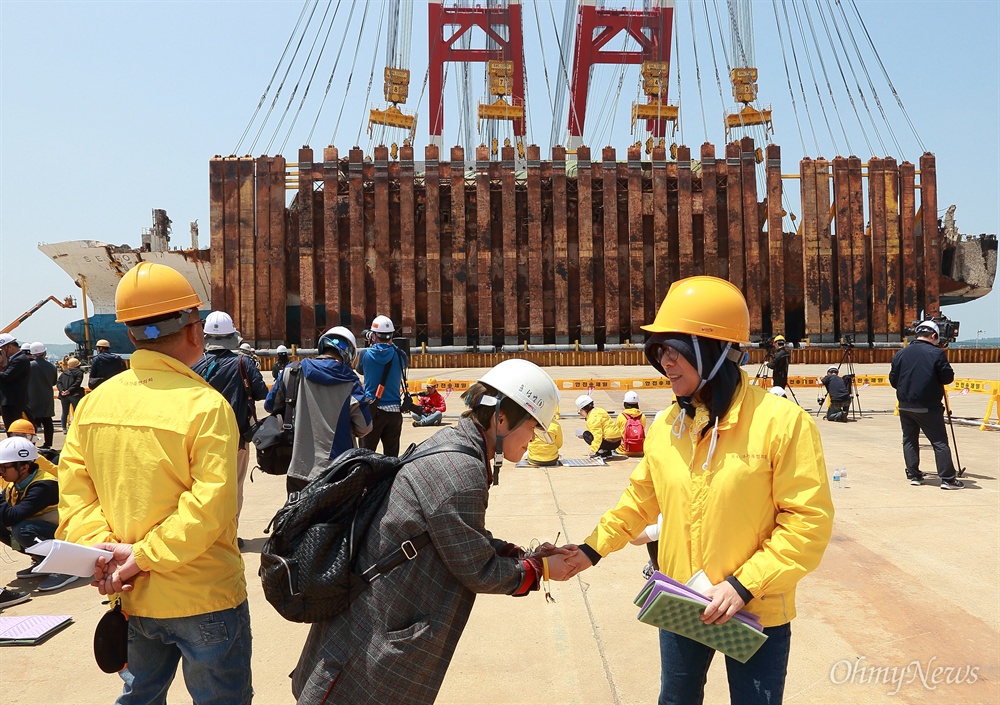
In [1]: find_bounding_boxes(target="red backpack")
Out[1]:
[622,414,646,454]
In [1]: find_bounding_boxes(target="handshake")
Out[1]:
[526,542,594,581]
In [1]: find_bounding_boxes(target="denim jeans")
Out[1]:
[658,622,792,705]
[117,600,253,705]
[0,518,56,552]
[411,410,443,426]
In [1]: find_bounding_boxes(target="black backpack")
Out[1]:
[259,442,479,623]
[251,363,301,475]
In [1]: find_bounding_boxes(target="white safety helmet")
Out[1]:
[29,342,46,356]
[827,365,839,374]
[477,359,560,443]
[20,342,31,352]
[276,344,288,354]
[370,315,395,339]
[205,311,237,336]
[0,436,39,464]
[319,326,358,365]
[575,394,595,412]
[623,391,640,405]
[769,386,787,397]
[240,342,253,353]
[916,320,940,337]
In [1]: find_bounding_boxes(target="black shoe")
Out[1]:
[16,565,42,580]
[37,574,79,592]
[0,588,30,609]
[908,472,925,486]
[237,537,246,550]
[940,479,965,490]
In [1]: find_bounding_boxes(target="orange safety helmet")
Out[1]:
[641,276,750,344]
[6,419,36,435]
[115,262,203,323]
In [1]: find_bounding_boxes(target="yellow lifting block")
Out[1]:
[631,101,679,124]
[383,67,411,104]
[477,97,524,122]
[641,60,670,97]
[725,104,773,139]
[730,67,760,105]
[486,60,516,98]
[368,104,416,132]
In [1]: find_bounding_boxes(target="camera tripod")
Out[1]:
[754,347,800,405]
[816,342,863,420]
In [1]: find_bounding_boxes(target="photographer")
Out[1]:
[411,378,446,427]
[766,334,791,389]
[818,367,850,422]
[889,321,962,489]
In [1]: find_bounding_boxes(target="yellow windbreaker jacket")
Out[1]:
[527,416,563,463]
[584,372,833,626]
[585,407,621,452]
[57,350,247,619]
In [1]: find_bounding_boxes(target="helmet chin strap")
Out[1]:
[691,335,733,393]
[482,392,530,486]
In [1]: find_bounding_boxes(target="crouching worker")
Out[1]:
[292,358,578,705]
[411,378,446,427]
[576,394,622,458]
[526,410,563,466]
[0,436,77,591]
[58,263,252,704]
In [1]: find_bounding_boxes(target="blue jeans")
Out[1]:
[658,622,792,705]
[118,600,253,705]
[411,410,443,426]
[0,518,56,552]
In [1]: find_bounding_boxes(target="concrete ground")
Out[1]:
[2,362,997,705]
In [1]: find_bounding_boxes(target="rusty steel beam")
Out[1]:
[269,156,287,344]
[255,156,273,344]
[766,144,784,337]
[816,158,834,343]
[222,158,240,325]
[884,158,902,341]
[552,145,570,343]
[832,157,852,340]
[848,156,868,340]
[701,143,719,279]
[373,146,392,331]
[652,145,669,306]
[740,138,761,337]
[424,145,442,342]
[209,158,226,320]
[577,146,595,344]
[297,148,316,347]
[627,145,643,341]
[725,142,744,291]
[801,158,820,341]
[869,158,888,341]
[449,146,467,345]
[900,161,918,326]
[437,156,452,343]
[348,148,366,334]
[526,144,544,343]
[321,148,340,334]
[920,153,940,317]
[475,145,492,346]
[677,145,694,281]
[501,145,518,344]
[601,147,618,342]
[399,145,417,339]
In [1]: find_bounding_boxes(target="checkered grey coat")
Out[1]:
[292,417,530,705]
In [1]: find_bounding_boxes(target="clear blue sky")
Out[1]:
[1,0,997,345]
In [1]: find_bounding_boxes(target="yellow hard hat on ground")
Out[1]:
[641,276,750,344]
[7,419,36,435]
[115,262,203,324]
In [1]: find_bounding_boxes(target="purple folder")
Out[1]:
[637,571,763,632]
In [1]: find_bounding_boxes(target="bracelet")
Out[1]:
[542,556,550,583]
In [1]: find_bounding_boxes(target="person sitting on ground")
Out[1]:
[575,394,622,458]
[526,410,563,467]
[265,326,372,495]
[818,365,851,422]
[616,390,647,456]
[56,357,85,432]
[0,436,77,591]
[411,378,447,427]
[26,342,58,449]
[87,339,127,389]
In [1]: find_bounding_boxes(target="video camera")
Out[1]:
[840,334,854,349]
[755,337,775,350]
[906,315,960,346]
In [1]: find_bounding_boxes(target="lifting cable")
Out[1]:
[789,0,839,154]
[834,0,899,155]
[235,0,313,155]
[306,0,361,145]
[247,0,322,155]
[812,0,872,156]
[529,0,556,148]
[278,0,344,155]
[549,0,576,148]
[265,0,337,154]
[770,0,807,155]
[779,0,820,155]
[672,8,684,147]
[700,0,729,124]
[329,0,372,145]
[357,0,388,147]
[801,1,851,153]
[688,1,709,143]
[457,0,475,154]
[847,0,924,154]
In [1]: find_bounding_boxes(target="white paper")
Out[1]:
[685,569,714,595]
[0,615,72,641]
[574,429,584,438]
[25,539,113,578]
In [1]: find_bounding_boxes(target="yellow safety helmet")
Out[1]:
[66,357,81,368]
[641,276,750,344]
[7,419,36,435]
[424,378,438,389]
[115,262,203,323]
[95,339,111,349]
[772,334,786,343]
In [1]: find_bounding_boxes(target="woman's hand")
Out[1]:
[701,580,746,625]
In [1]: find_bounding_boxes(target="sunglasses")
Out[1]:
[655,345,681,365]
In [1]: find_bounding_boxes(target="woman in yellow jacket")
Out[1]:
[527,411,563,466]
[555,277,834,705]
[575,394,622,458]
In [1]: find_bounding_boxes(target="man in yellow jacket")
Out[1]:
[58,263,252,704]
[575,394,622,458]
[552,277,833,705]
